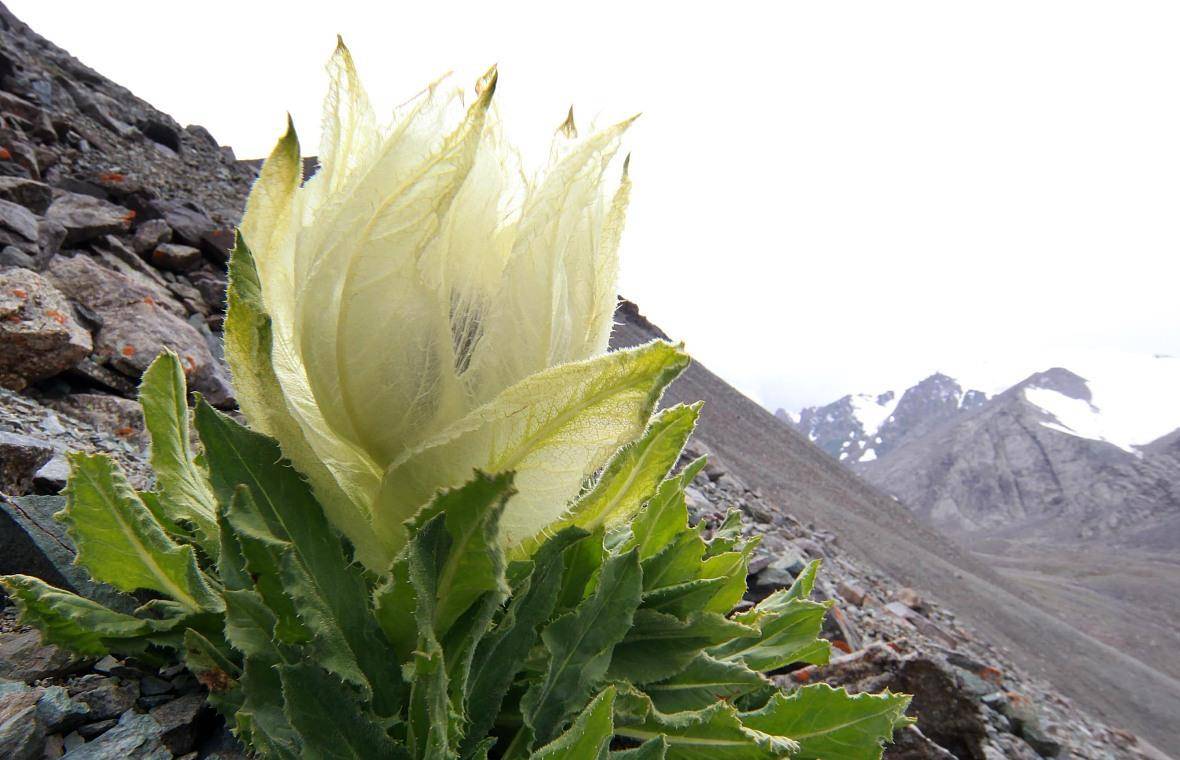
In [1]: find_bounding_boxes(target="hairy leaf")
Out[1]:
[375,341,690,552]
[139,351,219,552]
[57,452,221,612]
[532,685,616,760]
[740,684,912,760]
[523,547,642,746]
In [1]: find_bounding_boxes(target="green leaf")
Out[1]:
[139,350,219,552]
[740,684,912,760]
[374,340,691,553]
[409,471,513,637]
[280,662,407,759]
[608,610,758,684]
[704,510,744,557]
[531,685,616,760]
[523,547,643,746]
[0,574,186,657]
[56,452,221,613]
[612,737,669,759]
[516,404,701,557]
[644,654,771,713]
[463,527,588,756]
[556,527,606,613]
[709,598,832,673]
[628,457,706,562]
[182,629,243,717]
[223,230,387,573]
[195,402,403,716]
[237,655,300,759]
[614,691,798,760]
[403,513,459,759]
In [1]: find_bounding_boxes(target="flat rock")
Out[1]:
[60,710,169,759]
[0,177,52,215]
[150,242,201,272]
[0,495,135,611]
[0,197,39,243]
[35,685,90,733]
[0,627,86,682]
[46,254,232,406]
[0,266,92,390]
[46,193,132,245]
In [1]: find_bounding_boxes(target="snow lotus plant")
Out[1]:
[1,43,910,759]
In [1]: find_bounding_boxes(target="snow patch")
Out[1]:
[849,392,901,437]
[860,448,878,462]
[1023,356,1180,451]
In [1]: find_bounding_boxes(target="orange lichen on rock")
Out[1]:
[121,344,136,357]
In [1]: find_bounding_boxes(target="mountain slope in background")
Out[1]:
[781,359,1180,546]
[776,360,1180,697]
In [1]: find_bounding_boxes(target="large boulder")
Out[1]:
[0,267,92,390]
[45,255,232,406]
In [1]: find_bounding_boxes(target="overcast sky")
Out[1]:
[12,1,1180,411]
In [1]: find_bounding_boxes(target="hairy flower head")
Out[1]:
[227,41,682,571]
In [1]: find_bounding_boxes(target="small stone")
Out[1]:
[32,454,70,494]
[0,680,46,760]
[149,693,207,755]
[0,431,54,493]
[131,219,172,255]
[74,719,115,740]
[138,676,172,697]
[837,580,867,606]
[62,732,84,751]
[92,656,121,676]
[1021,723,1063,757]
[46,193,132,245]
[895,587,923,610]
[149,243,201,272]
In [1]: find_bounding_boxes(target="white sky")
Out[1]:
[12,1,1180,411]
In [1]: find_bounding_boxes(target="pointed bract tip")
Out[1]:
[622,152,631,176]
[557,106,578,139]
[334,34,347,52]
[476,65,498,100]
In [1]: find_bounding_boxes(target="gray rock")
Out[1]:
[46,254,233,406]
[149,693,207,755]
[74,677,138,721]
[0,197,40,243]
[0,244,35,268]
[35,685,90,733]
[0,432,54,493]
[150,243,201,273]
[138,676,172,697]
[131,219,171,255]
[754,546,807,588]
[60,711,169,759]
[0,628,86,682]
[0,494,136,610]
[74,719,116,740]
[0,267,92,390]
[0,680,46,760]
[147,200,214,249]
[46,193,132,245]
[0,177,52,215]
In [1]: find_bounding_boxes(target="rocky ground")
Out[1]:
[0,1,1173,758]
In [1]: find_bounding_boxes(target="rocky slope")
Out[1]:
[0,2,1175,757]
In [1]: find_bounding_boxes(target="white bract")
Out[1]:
[227,41,685,571]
